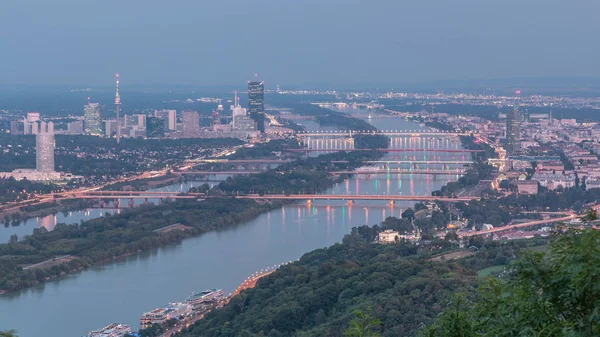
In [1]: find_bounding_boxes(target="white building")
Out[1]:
[532,172,576,190]
[378,229,399,244]
[23,112,40,135]
[36,122,55,172]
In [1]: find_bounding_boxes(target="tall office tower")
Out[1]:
[23,112,41,135]
[36,122,55,172]
[154,110,176,130]
[84,101,102,136]
[115,73,121,144]
[168,110,176,130]
[136,114,147,128]
[146,117,165,138]
[105,119,117,137]
[506,91,522,154]
[182,111,200,138]
[248,81,265,132]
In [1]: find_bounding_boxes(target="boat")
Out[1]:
[140,302,192,329]
[186,289,224,308]
[86,323,132,337]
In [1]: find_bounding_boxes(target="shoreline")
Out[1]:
[0,115,469,296]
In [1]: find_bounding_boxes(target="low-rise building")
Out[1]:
[512,180,539,194]
[532,172,576,190]
[378,229,399,244]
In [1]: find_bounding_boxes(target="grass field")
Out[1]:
[477,265,505,278]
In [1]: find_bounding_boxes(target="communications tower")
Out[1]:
[115,73,121,144]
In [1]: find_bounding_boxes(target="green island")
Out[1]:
[0,147,383,293]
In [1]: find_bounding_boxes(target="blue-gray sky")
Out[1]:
[1,0,599,86]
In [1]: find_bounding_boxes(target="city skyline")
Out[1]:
[1,1,599,86]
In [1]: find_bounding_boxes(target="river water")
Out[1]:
[0,108,466,337]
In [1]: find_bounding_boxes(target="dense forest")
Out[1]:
[218,150,383,195]
[178,221,551,337]
[423,229,600,336]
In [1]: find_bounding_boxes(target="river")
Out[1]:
[0,108,467,337]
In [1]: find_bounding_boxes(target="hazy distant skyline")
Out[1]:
[1,0,599,86]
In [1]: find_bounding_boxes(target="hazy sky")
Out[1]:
[1,0,599,86]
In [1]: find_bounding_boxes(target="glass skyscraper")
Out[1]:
[84,102,102,136]
[248,81,265,131]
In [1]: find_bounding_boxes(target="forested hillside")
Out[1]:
[180,233,479,337]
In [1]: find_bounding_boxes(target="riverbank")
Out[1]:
[0,150,384,294]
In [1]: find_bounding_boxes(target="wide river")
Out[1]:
[0,108,467,337]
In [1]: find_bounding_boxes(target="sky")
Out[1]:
[1,0,599,87]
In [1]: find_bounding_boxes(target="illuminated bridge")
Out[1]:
[56,191,477,203]
[332,169,467,175]
[296,130,467,137]
[237,194,476,203]
[194,159,472,165]
[286,148,484,153]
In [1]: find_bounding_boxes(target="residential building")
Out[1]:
[23,112,40,135]
[182,111,200,138]
[378,229,399,244]
[513,180,539,194]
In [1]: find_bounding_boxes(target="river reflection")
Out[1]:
[0,108,468,337]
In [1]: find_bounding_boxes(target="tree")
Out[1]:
[0,331,18,337]
[344,309,381,337]
[401,208,415,221]
[583,208,597,222]
[423,229,600,336]
[8,234,18,244]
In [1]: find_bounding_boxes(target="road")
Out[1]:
[158,270,275,337]
[458,214,578,237]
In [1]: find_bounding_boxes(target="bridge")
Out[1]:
[287,148,484,153]
[174,171,264,175]
[55,191,477,203]
[332,169,467,175]
[296,130,466,137]
[237,194,476,203]
[332,160,473,165]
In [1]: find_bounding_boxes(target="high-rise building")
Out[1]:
[105,119,117,138]
[36,122,55,172]
[506,104,521,154]
[23,112,41,135]
[168,110,176,130]
[154,110,176,131]
[84,102,102,136]
[248,81,265,132]
[146,117,165,138]
[182,111,200,138]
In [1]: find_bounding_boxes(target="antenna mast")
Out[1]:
[115,73,121,144]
